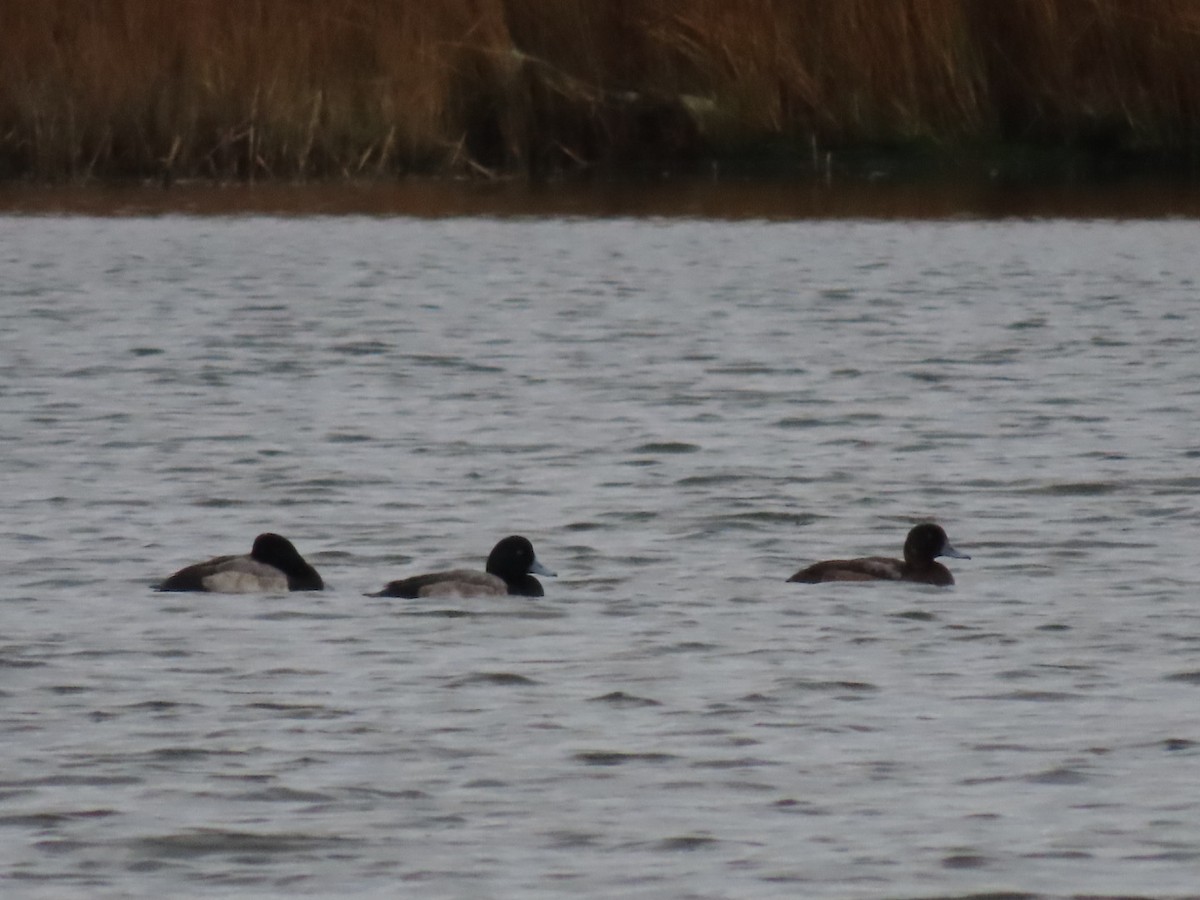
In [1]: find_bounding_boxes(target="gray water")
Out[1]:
[2,212,1199,899]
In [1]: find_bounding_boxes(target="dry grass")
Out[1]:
[1,0,1198,181]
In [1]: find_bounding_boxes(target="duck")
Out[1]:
[787,523,969,586]
[368,535,554,598]
[156,532,324,593]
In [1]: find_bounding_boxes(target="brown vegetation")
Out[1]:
[2,0,1199,182]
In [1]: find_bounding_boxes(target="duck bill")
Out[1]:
[529,557,556,577]
[941,542,970,560]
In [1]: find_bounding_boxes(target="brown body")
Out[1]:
[787,523,967,587]
[789,556,955,586]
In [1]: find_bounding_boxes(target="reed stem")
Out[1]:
[1,0,1197,181]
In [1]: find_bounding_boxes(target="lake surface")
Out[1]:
[1,197,1199,898]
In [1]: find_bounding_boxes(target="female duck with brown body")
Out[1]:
[787,523,969,587]
[156,532,324,593]
[368,535,555,598]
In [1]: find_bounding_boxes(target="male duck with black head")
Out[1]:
[368,535,555,598]
[788,523,969,587]
[156,532,324,593]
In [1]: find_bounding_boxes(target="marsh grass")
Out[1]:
[2,0,1198,181]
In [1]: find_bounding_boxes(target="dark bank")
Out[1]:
[2,0,1200,185]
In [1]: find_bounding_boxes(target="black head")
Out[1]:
[251,533,302,566]
[903,523,968,565]
[250,532,324,590]
[485,535,555,594]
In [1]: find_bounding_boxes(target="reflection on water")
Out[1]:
[2,176,1200,219]
[1,208,1199,898]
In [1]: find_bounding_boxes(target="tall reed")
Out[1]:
[1,0,1198,181]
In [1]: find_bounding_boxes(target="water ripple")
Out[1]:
[2,215,1199,898]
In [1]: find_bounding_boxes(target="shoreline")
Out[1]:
[3,167,1199,220]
